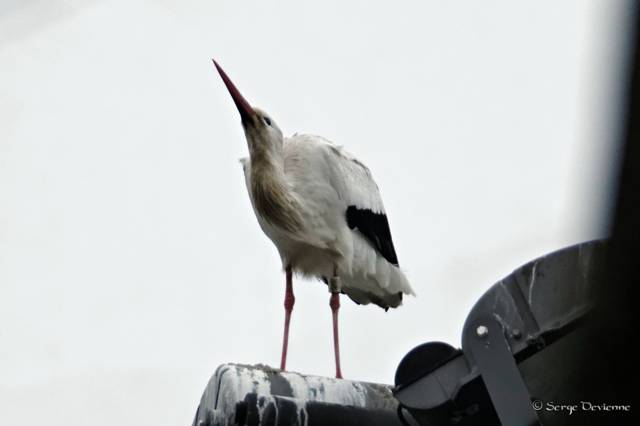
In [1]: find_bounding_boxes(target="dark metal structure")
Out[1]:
[394,240,608,426]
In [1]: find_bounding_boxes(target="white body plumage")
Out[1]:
[241,133,414,309]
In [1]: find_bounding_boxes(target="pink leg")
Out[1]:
[330,292,343,379]
[280,266,294,371]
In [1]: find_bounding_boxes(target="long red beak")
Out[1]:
[212,59,255,123]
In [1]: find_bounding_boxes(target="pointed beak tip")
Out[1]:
[211,59,255,122]
[211,59,222,73]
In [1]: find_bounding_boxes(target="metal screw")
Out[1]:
[512,328,522,339]
[476,325,489,338]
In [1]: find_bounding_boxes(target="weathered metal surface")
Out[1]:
[463,314,539,426]
[192,364,402,426]
[394,240,607,425]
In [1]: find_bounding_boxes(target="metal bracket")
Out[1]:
[462,315,540,426]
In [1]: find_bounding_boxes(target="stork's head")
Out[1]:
[213,60,284,157]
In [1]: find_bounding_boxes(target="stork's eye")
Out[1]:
[263,116,272,126]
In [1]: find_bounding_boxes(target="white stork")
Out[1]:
[213,60,414,378]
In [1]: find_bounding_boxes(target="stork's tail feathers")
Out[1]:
[342,262,415,310]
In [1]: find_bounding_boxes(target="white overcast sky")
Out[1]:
[0,1,631,425]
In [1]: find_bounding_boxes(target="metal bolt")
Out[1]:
[512,328,522,339]
[476,325,489,338]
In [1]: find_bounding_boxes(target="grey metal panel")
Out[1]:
[394,240,607,425]
[514,241,604,334]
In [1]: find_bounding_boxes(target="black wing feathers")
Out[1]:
[346,206,399,266]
